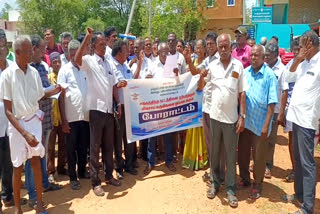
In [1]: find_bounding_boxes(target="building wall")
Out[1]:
[288,0,320,24]
[200,0,243,20]
[197,18,242,39]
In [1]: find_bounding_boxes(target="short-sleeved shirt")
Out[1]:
[169,52,187,75]
[244,64,278,136]
[208,57,248,123]
[285,59,295,107]
[0,60,12,137]
[111,58,134,105]
[57,62,88,122]
[197,52,219,114]
[268,59,289,113]
[48,72,61,126]
[0,62,45,119]
[145,58,166,79]
[80,54,117,114]
[285,51,320,130]
[30,61,52,132]
[130,57,151,79]
[232,44,252,69]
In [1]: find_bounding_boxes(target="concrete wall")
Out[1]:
[200,0,243,20]
[288,0,320,24]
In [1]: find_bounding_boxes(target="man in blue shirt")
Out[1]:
[237,44,278,200]
[111,40,138,179]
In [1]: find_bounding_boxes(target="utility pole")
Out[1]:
[125,0,137,35]
[148,0,152,37]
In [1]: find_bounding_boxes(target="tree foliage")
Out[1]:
[0,3,13,20]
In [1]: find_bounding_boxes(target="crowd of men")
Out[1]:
[0,25,319,214]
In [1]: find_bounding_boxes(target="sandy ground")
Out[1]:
[2,129,320,214]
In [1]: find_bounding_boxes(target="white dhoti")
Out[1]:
[7,110,45,167]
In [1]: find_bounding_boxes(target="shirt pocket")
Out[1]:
[225,77,238,93]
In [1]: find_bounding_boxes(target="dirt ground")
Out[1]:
[2,128,320,214]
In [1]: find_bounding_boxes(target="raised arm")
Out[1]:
[75,27,94,67]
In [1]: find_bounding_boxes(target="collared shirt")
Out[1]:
[200,52,220,114]
[130,57,151,79]
[232,44,252,68]
[30,61,52,132]
[244,64,278,136]
[268,59,288,113]
[208,57,248,123]
[169,52,187,75]
[0,60,12,137]
[145,58,166,79]
[285,51,320,130]
[80,53,117,114]
[112,57,134,104]
[60,53,68,66]
[104,46,112,60]
[48,72,61,126]
[58,62,88,122]
[285,59,295,107]
[45,43,63,56]
[0,62,44,119]
[145,54,157,62]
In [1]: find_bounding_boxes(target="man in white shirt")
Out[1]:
[59,32,72,66]
[58,39,90,190]
[282,30,320,214]
[104,26,118,60]
[144,37,156,62]
[143,42,178,175]
[130,38,151,79]
[0,35,59,214]
[264,42,289,179]
[0,45,14,211]
[167,33,187,75]
[75,28,121,197]
[198,34,247,208]
[111,40,138,179]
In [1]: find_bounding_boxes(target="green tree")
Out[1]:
[0,3,13,20]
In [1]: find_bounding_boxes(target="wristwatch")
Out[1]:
[240,114,246,119]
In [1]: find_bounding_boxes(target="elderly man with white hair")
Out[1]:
[199,33,248,208]
[0,35,61,214]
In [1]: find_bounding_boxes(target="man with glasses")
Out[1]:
[232,27,251,68]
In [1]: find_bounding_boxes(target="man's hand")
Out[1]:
[116,105,122,119]
[53,84,62,95]
[261,125,269,140]
[23,132,39,147]
[61,121,70,134]
[277,113,286,127]
[86,27,94,38]
[183,48,192,64]
[236,117,245,134]
[139,50,144,62]
[200,69,208,79]
[296,37,313,62]
[117,80,127,88]
[173,68,179,76]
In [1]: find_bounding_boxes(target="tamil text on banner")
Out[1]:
[123,72,203,143]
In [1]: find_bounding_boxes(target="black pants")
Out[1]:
[140,139,148,161]
[66,121,90,181]
[0,136,13,207]
[89,110,115,187]
[114,105,136,172]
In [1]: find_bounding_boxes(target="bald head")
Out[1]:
[217,34,232,61]
[158,42,169,64]
[250,45,265,71]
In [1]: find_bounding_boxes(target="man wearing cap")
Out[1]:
[232,27,252,69]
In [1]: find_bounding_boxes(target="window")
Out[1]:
[227,0,235,6]
[207,0,214,7]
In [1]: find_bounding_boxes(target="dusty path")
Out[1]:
[3,129,320,214]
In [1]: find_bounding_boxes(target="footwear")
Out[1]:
[105,178,121,186]
[70,180,81,190]
[116,171,124,180]
[144,164,154,175]
[227,194,238,208]
[281,194,302,207]
[125,168,138,175]
[264,168,272,179]
[3,198,27,207]
[237,180,251,189]
[44,183,62,192]
[288,210,304,214]
[93,185,105,197]
[28,198,38,209]
[207,186,218,199]
[37,210,49,214]
[166,163,176,172]
[249,188,261,200]
[202,172,211,182]
[78,171,90,179]
[48,174,55,183]
[249,164,254,172]
[285,171,294,183]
